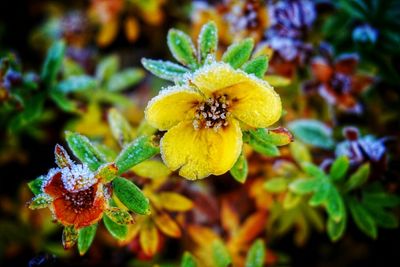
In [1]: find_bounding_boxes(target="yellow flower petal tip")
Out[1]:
[145,62,282,180]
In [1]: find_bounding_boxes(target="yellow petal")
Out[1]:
[140,220,159,256]
[131,160,171,179]
[191,62,250,95]
[160,120,242,180]
[158,192,193,212]
[191,62,281,127]
[220,77,281,128]
[154,212,181,238]
[145,86,203,130]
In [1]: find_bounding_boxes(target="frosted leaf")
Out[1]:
[61,164,97,192]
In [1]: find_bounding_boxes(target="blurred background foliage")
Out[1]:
[1,0,400,266]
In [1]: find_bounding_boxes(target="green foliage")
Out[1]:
[115,135,159,174]
[181,251,197,267]
[212,240,232,267]
[106,68,144,92]
[65,131,107,171]
[56,75,97,93]
[104,207,134,225]
[230,152,248,183]
[41,41,65,88]
[141,59,189,82]
[243,128,292,157]
[107,108,134,146]
[242,56,269,78]
[288,120,334,149]
[222,38,254,69]
[112,177,150,215]
[27,176,45,195]
[245,239,265,267]
[103,215,128,240]
[62,226,78,250]
[198,21,218,64]
[167,29,198,69]
[78,224,98,255]
[28,193,52,209]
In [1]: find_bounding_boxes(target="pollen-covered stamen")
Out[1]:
[193,95,231,131]
[64,186,95,214]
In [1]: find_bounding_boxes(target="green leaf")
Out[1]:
[212,240,232,267]
[41,41,66,88]
[167,29,198,69]
[56,75,97,93]
[28,176,45,195]
[50,91,79,113]
[222,38,254,69]
[62,225,78,249]
[248,128,292,147]
[326,185,345,222]
[283,192,302,209]
[28,193,52,209]
[107,68,144,92]
[264,178,288,193]
[308,183,330,206]
[327,212,347,242]
[65,131,107,171]
[329,156,349,181]
[96,55,119,82]
[301,162,326,179]
[78,224,97,255]
[230,152,248,183]
[288,120,334,149]
[344,163,370,192]
[108,108,134,146]
[198,21,218,64]
[348,197,377,238]
[364,204,398,229]
[112,177,150,215]
[103,215,128,240]
[290,141,312,164]
[363,192,400,208]
[95,163,118,183]
[245,131,280,157]
[245,239,265,267]
[105,207,134,225]
[141,58,189,82]
[181,251,197,267]
[115,135,160,174]
[289,179,320,194]
[242,56,268,78]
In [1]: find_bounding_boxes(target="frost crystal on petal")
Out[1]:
[41,167,62,190]
[61,164,97,192]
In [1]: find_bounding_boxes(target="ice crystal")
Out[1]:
[61,164,97,193]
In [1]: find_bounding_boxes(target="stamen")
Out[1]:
[192,95,230,131]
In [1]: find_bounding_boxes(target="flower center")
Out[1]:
[193,95,230,131]
[61,164,96,192]
[64,186,95,214]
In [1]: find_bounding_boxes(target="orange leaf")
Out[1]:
[140,220,159,256]
[159,192,193,212]
[97,19,119,47]
[154,212,181,238]
[221,200,239,234]
[235,211,266,245]
[124,16,139,42]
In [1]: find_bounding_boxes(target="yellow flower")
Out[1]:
[145,62,282,180]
